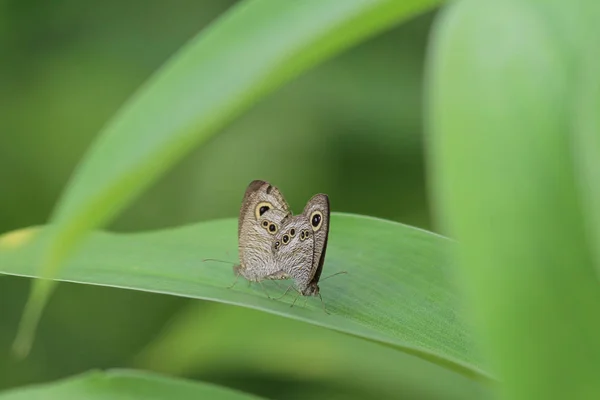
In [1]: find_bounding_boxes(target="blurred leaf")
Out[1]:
[0,214,489,382]
[0,369,264,400]
[134,302,489,400]
[17,0,441,357]
[427,1,600,399]
[573,11,600,275]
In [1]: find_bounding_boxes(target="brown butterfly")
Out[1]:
[213,180,343,311]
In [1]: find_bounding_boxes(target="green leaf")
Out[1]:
[0,213,490,382]
[15,0,442,357]
[427,0,600,399]
[0,369,264,400]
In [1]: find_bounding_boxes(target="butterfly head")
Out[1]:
[233,264,243,276]
[302,282,320,296]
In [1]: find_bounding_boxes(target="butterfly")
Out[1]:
[233,180,339,308]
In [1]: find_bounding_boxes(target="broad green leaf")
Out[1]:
[427,1,600,399]
[0,369,264,400]
[0,214,491,382]
[16,0,441,357]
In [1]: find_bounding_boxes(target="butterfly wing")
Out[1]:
[236,180,291,281]
[301,194,330,295]
[271,216,314,291]
[238,180,290,236]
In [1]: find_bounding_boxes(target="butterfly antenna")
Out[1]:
[202,258,236,265]
[320,271,348,281]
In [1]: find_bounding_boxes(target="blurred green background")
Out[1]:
[0,1,457,398]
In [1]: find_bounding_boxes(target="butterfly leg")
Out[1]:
[226,273,240,289]
[290,291,302,308]
[226,264,244,289]
[318,293,330,315]
[257,280,271,299]
[274,284,296,300]
[262,271,289,299]
[302,296,309,309]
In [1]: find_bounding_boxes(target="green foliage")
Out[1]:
[428,0,600,399]
[2,0,599,398]
[13,0,440,359]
